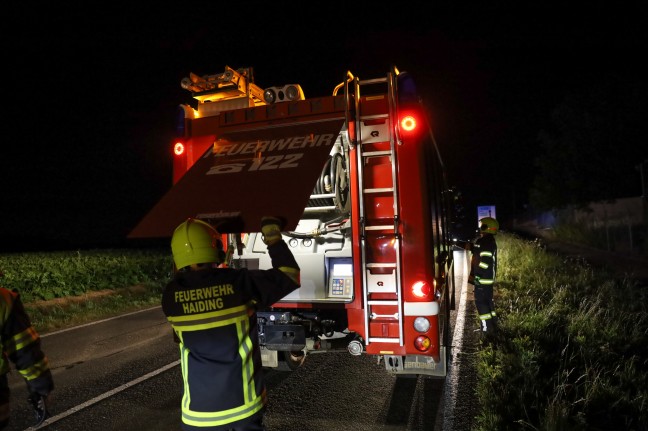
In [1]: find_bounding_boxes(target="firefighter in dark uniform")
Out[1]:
[162,217,300,431]
[0,286,54,429]
[467,217,499,336]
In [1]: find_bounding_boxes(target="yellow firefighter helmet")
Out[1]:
[479,217,499,235]
[171,218,224,270]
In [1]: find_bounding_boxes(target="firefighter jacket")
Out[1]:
[469,233,497,286]
[0,287,54,416]
[162,240,300,431]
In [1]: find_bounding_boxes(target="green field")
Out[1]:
[0,247,171,332]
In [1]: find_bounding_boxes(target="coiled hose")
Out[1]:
[307,153,349,212]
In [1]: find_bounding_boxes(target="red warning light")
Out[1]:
[400,115,417,132]
[411,280,431,299]
[173,142,185,156]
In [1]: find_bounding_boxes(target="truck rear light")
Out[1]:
[400,115,417,132]
[173,142,185,156]
[414,335,431,352]
[411,280,431,299]
[413,316,430,333]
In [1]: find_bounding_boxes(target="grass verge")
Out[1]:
[474,233,648,430]
[25,284,165,333]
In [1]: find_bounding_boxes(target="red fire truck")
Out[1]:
[130,65,455,377]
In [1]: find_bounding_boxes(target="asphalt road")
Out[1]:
[8,250,478,431]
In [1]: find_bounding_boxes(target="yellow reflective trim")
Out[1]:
[168,305,248,331]
[180,344,191,412]
[480,251,493,257]
[479,313,492,320]
[278,266,300,285]
[479,262,489,269]
[182,394,265,426]
[168,304,247,323]
[19,356,49,381]
[237,319,256,405]
[479,279,494,285]
[5,327,38,355]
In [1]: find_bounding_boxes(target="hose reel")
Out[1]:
[307,152,350,214]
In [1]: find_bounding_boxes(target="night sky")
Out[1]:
[2,3,646,251]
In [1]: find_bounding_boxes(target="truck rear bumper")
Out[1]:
[383,348,447,378]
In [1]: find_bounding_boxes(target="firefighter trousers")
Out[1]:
[474,284,497,332]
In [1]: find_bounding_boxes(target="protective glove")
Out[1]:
[261,217,284,246]
[28,393,50,427]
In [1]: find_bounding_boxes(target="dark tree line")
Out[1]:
[529,77,647,211]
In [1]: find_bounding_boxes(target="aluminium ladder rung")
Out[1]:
[362,150,392,157]
[365,225,394,231]
[370,312,399,319]
[364,187,394,194]
[367,337,400,343]
[359,113,388,121]
[366,263,396,268]
[367,300,398,305]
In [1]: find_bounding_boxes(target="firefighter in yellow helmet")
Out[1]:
[162,217,300,431]
[467,217,499,338]
[0,284,54,429]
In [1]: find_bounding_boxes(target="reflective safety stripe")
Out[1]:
[480,251,493,257]
[180,345,191,412]
[5,327,38,355]
[238,319,256,404]
[479,262,489,269]
[479,313,493,321]
[18,356,50,381]
[478,279,494,285]
[182,390,265,427]
[279,266,300,285]
[168,304,248,331]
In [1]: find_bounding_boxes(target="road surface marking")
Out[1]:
[442,249,469,431]
[23,360,179,431]
[41,306,163,337]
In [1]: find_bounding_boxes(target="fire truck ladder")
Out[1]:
[353,68,404,348]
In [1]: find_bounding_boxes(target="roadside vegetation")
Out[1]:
[0,248,171,332]
[1,237,646,429]
[475,233,647,430]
